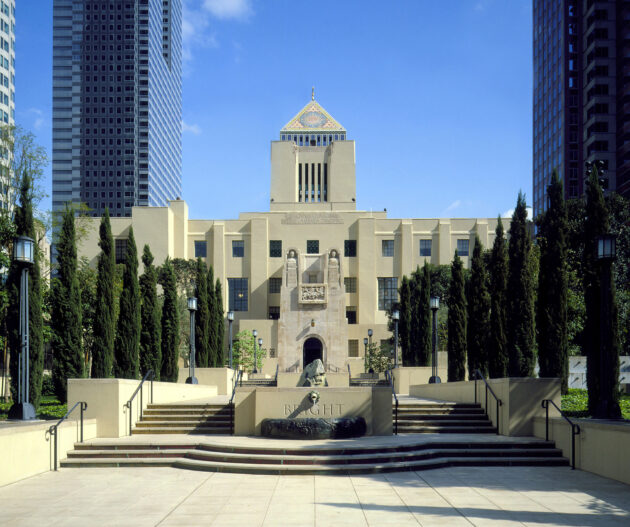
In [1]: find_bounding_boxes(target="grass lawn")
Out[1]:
[562,388,630,419]
[0,395,68,421]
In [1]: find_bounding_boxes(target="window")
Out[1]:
[382,239,394,257]
[269,240,282,258]
[457,239,469,257]
[344,277,357,293]
[306,240,319,254]
[269,348,277,358]
[419,239,432,257]
[232,240,244,257]
[346,307,357,325]
[308,273,319,284]
[268,277,282,294]
[115,238,127,264]
[344,240,356,257]
[194,240,207,258]
[377,277,398,311]
[268,306,280,320]
[348,339,359,357]
[228,278,248,311]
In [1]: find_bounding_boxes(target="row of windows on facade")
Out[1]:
[226,277,399,314]
[280,134,345,146]
[193,238,469,260]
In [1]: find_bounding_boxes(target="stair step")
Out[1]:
[131,427,231,434]
[61,455,568,474]
[135,421,231,428]
[146,404,231,411]
[66,447,564,465]
[141,415,231,422]
[396,414,487,421]
[397,427,497,434]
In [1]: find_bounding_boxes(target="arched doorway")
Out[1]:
[303,337,323,367]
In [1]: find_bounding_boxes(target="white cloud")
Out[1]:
[182,121,202,135]
[27,107,45,130]
[502,207,533,220]
[182,3,218,64]
[441,199,461,216]
[182,0,252,66]
[202,0,252,20]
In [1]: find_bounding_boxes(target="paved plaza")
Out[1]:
[0,465,628,526]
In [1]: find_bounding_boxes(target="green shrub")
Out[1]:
[41,374,55,396]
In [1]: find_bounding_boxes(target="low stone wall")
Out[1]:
[234,387,392,436]
[533,416,630,485]
[393,364,448,394]
[68,379,218,438]
[410,377,560,436]
[177,367,236,395]
[0,418,98,487]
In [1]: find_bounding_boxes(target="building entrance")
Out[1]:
[303,337,323,367]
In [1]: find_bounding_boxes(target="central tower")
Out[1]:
[270,95,356,211]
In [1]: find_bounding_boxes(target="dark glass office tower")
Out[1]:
[533,0,630,217]
[52,0,182,217]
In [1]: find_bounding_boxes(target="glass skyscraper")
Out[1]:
[533,0,630,217]
[52,0,182,217]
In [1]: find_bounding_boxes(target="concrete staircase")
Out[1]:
[395,401,496,434]
[61,437,569,474]
[132,403,233,435]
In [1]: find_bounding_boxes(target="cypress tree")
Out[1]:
[418,262,432,366]
[583,165,621,417]
[160,258,179,382]
[114,228,140,379]
[139,245,161,379]
[398,276,412,365]
[466,234,490,378]
[489,217,508,378]
[51,206,84,402]
[409,266,422,366]
[448,251,467,381]
[206,265,217,367]
[194,258,210,367]
[537,171,569,393]
[215,278,225,366]
[7,175,44,408]
[92,209,116,378]
[507,192,536,377]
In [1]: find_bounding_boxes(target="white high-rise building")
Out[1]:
[0,0,15,213]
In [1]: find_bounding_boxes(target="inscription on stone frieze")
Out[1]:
[284,403,344,416]
[281,212,344,225]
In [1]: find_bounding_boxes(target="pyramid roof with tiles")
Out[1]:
[281,93,345,134]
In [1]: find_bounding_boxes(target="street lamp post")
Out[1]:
[257,338,263,374]
[363,337,368,373]
[367,329,373,373]
[185,297,198,384]
[252,329,258,374]
[429,296,441,384]
[8,236,36,420]
[594,234,621,419]
[392,310,400,368]
[227,311,234,369]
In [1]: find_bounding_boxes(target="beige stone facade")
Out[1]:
[77,98,499,374]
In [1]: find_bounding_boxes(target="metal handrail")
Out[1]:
[229,370,243,435]
[473,369,502,435]
[542,399,581,470]
[274,364,279,383]
[47,401,87,471]
[347,364,351,383]
[384,370,399,435]
[124,369,155,436]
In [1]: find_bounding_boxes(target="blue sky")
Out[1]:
[18,0,532,220]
